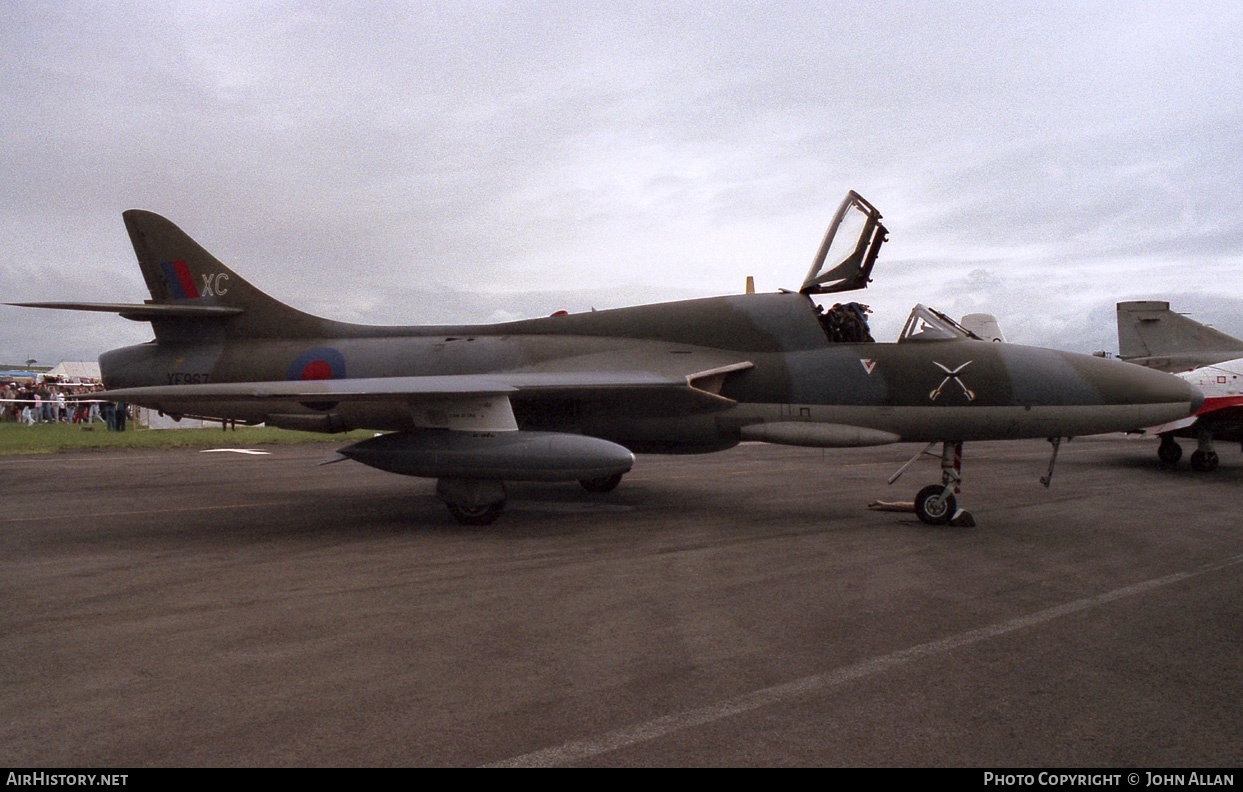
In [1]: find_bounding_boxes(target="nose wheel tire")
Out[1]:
[914,485,956,525]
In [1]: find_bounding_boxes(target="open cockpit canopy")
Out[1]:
[799,191,888,296]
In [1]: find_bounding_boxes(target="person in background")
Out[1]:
[87,388,103,424]
[21,387,36,425]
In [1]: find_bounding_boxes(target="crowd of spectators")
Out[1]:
[0,380,130,430]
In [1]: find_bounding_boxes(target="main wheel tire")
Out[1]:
[1190,450,1219,472]
[1157,437,1182,466]
[447,501,505,526]
[914,485,956,526]
[579,473,623,493]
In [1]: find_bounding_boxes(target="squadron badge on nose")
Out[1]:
[930,361,975,402]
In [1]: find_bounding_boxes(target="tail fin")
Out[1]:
[1117,300,1243,371]
[123,210,333,341]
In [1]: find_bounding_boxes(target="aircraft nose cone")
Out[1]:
[1030,351,1206,435]
[1100,358,1203,423]
[1127,364,1202,407]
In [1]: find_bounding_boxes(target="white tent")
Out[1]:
[136,408,210,430]
[46,361,101,381]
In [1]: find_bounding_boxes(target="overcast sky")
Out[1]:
[3,1,1241,365]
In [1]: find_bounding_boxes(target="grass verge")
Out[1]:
[0,421,372,455]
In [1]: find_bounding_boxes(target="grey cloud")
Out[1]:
[3,2,1242,363]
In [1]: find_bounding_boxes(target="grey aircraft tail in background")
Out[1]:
[1116,300,1243,372]
[8,193,1202,525]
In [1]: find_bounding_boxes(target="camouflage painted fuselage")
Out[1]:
[99,291,1199,453]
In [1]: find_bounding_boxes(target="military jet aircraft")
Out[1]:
[1145,358,1243,471]
[8,192,1201,525]
[1113,301,1243,471]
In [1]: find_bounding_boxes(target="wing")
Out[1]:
[88,362,755,431]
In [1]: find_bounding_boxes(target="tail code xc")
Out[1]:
[161,260,230,299]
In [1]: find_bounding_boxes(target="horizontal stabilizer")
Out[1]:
[6,301,242,321]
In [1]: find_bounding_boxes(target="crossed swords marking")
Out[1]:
[930,360,976,402]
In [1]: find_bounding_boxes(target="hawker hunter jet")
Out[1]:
[9,192,1201,525]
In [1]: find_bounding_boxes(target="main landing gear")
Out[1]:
[436,478,507,526]
[1158,433,1220,472]
[436,473,628,525]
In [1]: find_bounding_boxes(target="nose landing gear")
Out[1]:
[888,441,975,527]
[883,438,1067,527]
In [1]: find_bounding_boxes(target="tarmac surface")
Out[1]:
[1,434,1240,767]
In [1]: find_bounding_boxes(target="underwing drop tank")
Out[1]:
[336,429,635,482]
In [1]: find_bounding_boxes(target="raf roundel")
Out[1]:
[287,348,346,381]
[287,348,346,410]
